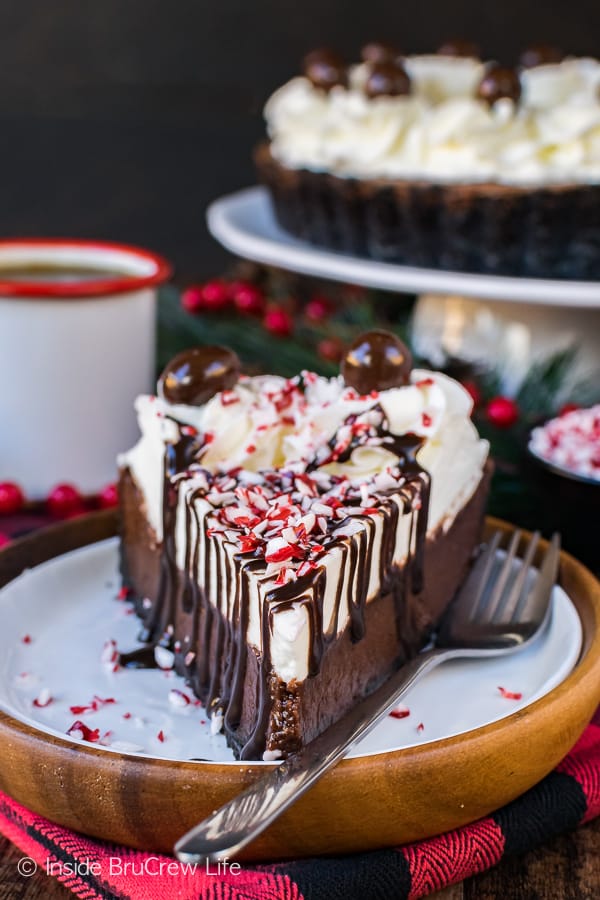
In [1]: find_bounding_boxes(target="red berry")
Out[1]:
[181,285,206,314]
[0,482,24,515]
[199,280,230,311]
[263,306,293,337]
[47,483,84,518]
[486,396,519,428]
[305,295,331,322]
[98,483,119,509]
[317,337,345,362]
[0,532,11,548]
[461,380,482,408]
[231,281,265,315]
[559,403,580,417]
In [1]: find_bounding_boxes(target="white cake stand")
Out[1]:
[207,186,600,392]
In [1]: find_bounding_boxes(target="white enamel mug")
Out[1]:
[0,239,172,497]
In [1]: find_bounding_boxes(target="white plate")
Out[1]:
[207,187,600,307]
[0,538,582,765]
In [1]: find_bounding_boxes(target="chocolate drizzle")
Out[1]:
[223,560,256,729]
[123,405,433,760]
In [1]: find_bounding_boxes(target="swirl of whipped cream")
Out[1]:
[265,56,600,185]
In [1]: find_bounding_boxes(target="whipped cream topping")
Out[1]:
[529,405,600,481]
[121,369,488,683]
[264,56,600,185]
[122,369,486,537]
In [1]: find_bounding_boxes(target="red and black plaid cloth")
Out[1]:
[1,514,599,899]
[1,714,598,899]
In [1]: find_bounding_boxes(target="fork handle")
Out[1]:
[175,646,452,863]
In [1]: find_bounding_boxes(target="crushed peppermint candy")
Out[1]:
[497,686,523,701]
[220,391,240,406]
[67,720,101,743]
[101,639,119,672]
[70,695,116,715]
[194,401,415,585]
[32,688,53,709]
[529,405,600,481]
[169,688,191,708]
[389,706,410,720]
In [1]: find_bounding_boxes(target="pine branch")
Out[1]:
[157,288,337,377]
[515,346,578,418]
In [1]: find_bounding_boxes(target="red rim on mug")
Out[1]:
[0,238,172,299]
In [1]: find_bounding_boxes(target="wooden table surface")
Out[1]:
[1,816,598,899]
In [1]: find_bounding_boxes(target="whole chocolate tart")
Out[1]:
[257,48,600,279]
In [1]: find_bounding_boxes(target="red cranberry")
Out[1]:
[264,307,293,337]
[0,533,11,548]
[0,482,25,516]
[199,280,231,311]
[47,484,85,518]
[231,281,265,315]
[181,285,206,314]
[305,296,331,322]
[98,483,119,509]
[486,396,519,428]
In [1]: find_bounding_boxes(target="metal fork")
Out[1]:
[175,529,560,864]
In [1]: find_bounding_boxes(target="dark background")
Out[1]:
[0,0,598,281]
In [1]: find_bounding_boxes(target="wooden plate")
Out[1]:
[0,511,599,860]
